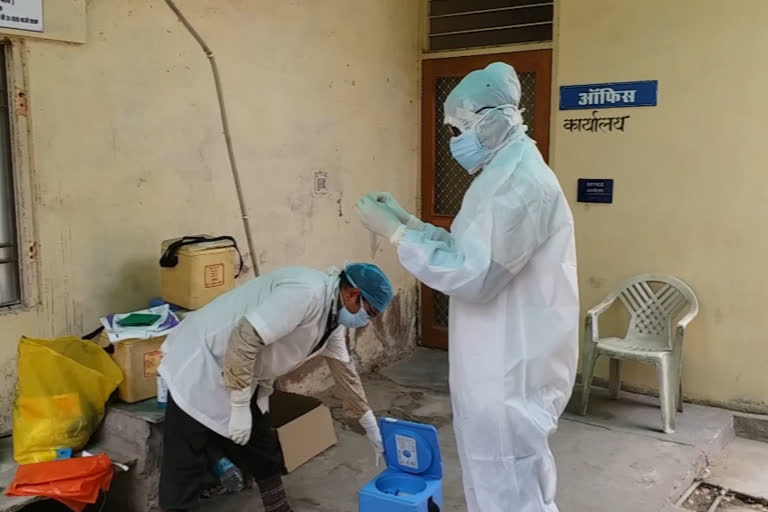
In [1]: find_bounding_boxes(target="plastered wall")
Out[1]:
[553,0,768,412]
[0,0,422,432]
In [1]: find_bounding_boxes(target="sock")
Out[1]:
[258,474,292,512]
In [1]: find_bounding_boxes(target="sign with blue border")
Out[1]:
[578,179,614,204]
[560,81,657,110]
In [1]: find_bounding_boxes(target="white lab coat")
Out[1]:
[158,267,350,438]
[397,137,579,512]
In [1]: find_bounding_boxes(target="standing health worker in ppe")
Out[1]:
[356,62,579,512]
[157,263,393,512]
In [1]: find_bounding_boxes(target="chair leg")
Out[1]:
[657,358,676,434]
[609,358,622,400]
[677,356,684,413]
[581,344,598,416]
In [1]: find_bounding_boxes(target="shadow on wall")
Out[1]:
[97,257,161,327]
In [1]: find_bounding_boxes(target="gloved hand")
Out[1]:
[228,387,253,445]
[367,192,424,230]
[356,196,405,244]
[359,410,384,467]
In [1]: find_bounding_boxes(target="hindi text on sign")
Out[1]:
[562,111,630,134]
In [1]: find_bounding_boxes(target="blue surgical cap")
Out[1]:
[344,263,393,312]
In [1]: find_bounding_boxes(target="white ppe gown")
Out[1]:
[158,267,350,438]
[397,138,579,512]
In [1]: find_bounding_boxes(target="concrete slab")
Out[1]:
[378,347,449,393]
[110,399,166,424]
[203,424,461,512]
[205,413,712,512]
[706,438,768,500]
[734,413,768,443]
[382,348,733,450]
[201,349,733,512]
[554,419,702,512]
[567,388,734,452]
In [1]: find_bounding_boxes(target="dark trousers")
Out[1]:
[159,393,283,511]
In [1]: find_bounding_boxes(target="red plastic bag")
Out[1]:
[6,454,113,511]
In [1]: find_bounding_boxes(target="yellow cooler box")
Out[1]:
[160,236,239,310]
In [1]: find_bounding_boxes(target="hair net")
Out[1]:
[444,62,526,150]
[344,263,393,312]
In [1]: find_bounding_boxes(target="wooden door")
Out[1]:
[420,50,552,350]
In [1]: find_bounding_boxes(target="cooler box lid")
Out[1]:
[380,418,442,479]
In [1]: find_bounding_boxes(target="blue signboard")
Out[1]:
[560,81,657,110]
[578,179,614,204]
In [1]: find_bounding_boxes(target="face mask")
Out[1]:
[338,298,370,329]
[449,128,492,175]
[449,105,523,174]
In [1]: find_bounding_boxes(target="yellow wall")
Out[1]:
[0,0,422,432]
[553,0,768,412]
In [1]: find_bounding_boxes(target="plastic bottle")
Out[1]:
[211,457,244,493]
[157,375,168,408]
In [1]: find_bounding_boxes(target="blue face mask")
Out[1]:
[449,105,523,174]
[338,298,370,329]
[449,128,492,175]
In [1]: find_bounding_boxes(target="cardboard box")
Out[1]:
[161,237,237,310]
[269,391,338,473]
[97,331,165,404]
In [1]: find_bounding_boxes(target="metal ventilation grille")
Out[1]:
[429,0,554,52]
[434,290,450,328]
[434,77,468,216]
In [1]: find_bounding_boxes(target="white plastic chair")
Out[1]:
[580,274,699,433]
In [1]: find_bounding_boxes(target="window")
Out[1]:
[428,0,554,52]
[0,47,19,307]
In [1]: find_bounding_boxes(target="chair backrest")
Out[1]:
[616,274,699,347]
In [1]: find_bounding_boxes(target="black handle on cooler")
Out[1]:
[160,235,244,277]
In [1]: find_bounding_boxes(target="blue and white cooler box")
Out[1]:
[358,418,442,512]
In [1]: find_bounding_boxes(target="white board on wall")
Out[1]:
[0,0,43,33]
[0,0,84,44]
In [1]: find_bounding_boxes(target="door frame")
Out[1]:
[420,50,553,350]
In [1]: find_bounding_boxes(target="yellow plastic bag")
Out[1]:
[13,337,123,464]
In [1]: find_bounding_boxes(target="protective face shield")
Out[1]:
[338,296,371,328]
[449,105,524,174]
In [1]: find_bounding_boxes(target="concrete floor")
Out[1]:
[706,437,768,501]
[206,349,734,512]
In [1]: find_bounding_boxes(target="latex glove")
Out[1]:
[367,192,423,230]
[228,387,253,446]
[356,196,405,244]
[359,410,384,467]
